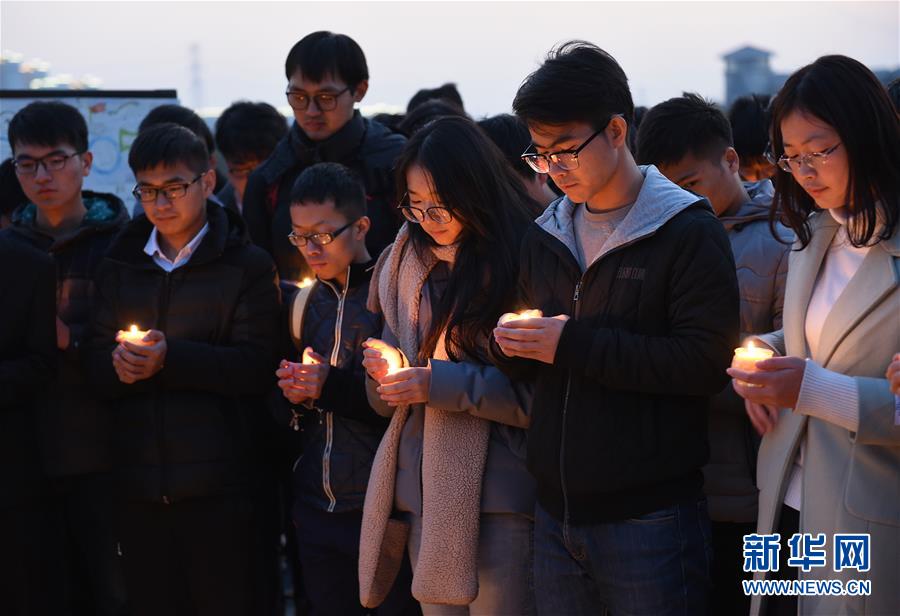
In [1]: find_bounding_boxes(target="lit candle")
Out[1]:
[302,347,319,365]
[116,324,151,345]
[499,309,543,325]
[297,277,314,289]
[732,342,774,387]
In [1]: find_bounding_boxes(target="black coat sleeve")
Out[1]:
[161,250,281,396]
[86,261,157,398]
[0,251,57,409]
[554,214,740,396]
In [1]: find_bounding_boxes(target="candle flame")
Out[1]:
[129,325,139,334]
[297,278,314,289]
[302,348,319,365]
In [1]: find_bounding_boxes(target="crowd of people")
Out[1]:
[1,30,898,616]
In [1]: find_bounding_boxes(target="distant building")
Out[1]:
[723,46,788,106]
[723,45,900,107]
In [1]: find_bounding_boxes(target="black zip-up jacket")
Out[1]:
[498,166,740,524]
[242,112,406,282]
[272,261,387,513]
[1,191,129,477]
[0,240,56,509]
[87,203,280,503]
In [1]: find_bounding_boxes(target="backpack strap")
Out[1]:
[289,281,317,351]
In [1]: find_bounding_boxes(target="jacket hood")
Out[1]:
[719,180,775,231]
[105,201,248,267]
[10,190,129,249]
[535,164,709,264]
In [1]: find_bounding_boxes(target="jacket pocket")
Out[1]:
[843,442,900,527]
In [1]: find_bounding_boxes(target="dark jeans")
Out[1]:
[119,495,256,616]
[710,520,754,616]
[47,472,128,615]
[0,502,56,616]
[534,498,713,616]
[293,502,419,616]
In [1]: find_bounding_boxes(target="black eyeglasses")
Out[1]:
[285,87,351,111]
[521,114,621,174]
[132,173,205,203]
[13,150,85,176]
[287,220,357,247]
[397,193,454,224]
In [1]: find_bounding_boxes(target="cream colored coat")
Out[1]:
[750,211,900,616]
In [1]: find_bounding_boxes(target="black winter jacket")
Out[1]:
[499,167,740,524]
[0,239,56,508]
[242,112,406,282]
[1,192,129,477]
[87,203,280,503]
[272,261,387,513]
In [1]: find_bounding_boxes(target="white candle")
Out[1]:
[499,309,543,325]
[116,324,150,345]
[732,342,774,387]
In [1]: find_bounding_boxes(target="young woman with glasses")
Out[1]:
[727,55,900,616]
[358,116,541,614]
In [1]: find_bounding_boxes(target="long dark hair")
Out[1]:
[768,55,900,248]
[394,116,542,364]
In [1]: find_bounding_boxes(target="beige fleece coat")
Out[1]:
[359,226,491,607]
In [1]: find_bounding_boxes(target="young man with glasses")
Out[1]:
[1,100,130,615]
[272,162,416,615]
[637,93,793,616]
[493,42,740,615]
[87,123,280,616]
[242,30,406,284]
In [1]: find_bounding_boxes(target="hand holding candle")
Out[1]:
[493,310,569,364]
[111,327,166,384]
[362,338,403,383]
[730,342,774,387]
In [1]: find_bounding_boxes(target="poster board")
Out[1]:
[0,89,178,207]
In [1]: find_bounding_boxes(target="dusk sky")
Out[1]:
[2,1,898,116]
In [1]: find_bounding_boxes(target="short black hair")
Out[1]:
[636,93,732,167]
[397,99,468,137]
[8,100,88,153]
[728,94,771,161]
[0,158,28,218]
[215,101,287,164]
[477,114,534,180]
[139,104,215,154]
[289,162,367,220]
[284,31,368,90]
[513,41,634,130]
[128,123,210,176]
[407,83,465,113]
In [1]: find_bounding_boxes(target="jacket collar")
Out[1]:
[813,213,898,367]
[10,190,128,250]
[319,257,376,295]
[106,201,240,269]
[534,165,708,267]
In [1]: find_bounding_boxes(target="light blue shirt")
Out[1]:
[143,222,210,272]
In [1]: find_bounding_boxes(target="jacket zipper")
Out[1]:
[554,232,653,529]
[157,271,172,505]
[320,268,349,512]
[559,279,582,533]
